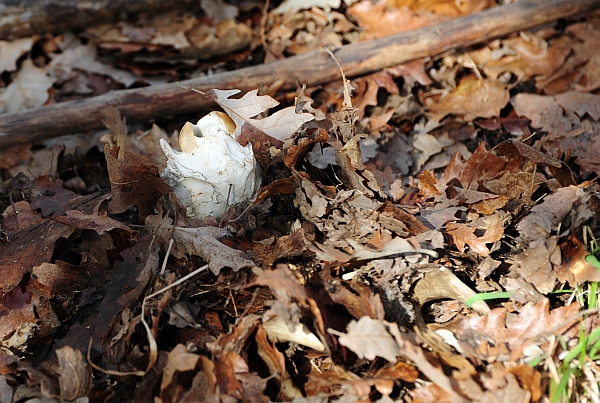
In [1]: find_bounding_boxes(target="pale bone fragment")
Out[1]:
[412,265,490,314]
[262,315,326,351]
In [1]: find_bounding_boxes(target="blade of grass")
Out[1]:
[464,291,514,308]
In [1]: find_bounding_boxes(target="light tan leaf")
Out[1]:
[56,346,92,401]
[0,59,55,114]
[202,0,239,21]
[49,43,140,87]
[160,344,201,393]
[329,316,400,362]
[161,226,255,275]
[0,38,34,72]
[208,89,314,142]
[262,315,325,351]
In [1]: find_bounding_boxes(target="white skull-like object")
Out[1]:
[160,111,262,220]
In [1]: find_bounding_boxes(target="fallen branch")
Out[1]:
[0,0,598,149]
[0,0,197,40]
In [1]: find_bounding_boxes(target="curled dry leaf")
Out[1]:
[105,144,170,222]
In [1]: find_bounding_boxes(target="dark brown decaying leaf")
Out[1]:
[104,144,170,222]
[0,190,114,294]
[497,139,562,168]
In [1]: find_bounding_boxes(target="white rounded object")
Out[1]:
[160,111,262,220]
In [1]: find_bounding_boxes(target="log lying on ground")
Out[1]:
[0,0,598,149]
[0,0,197,40]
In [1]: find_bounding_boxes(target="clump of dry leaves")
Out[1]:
[1,1,600,402]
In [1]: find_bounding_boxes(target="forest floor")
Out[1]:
[1,1,600,402]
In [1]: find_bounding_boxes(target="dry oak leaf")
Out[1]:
[446,213,504,257]
[512,92,600,134]
[443,298,580,362]
[512,92,600,175]
[440,142,508,189]
[328,316,400,363]
[425,76,509,122]
[207,89,314,144]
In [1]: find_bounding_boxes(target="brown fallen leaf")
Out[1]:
[255,324,301,400]
[348,1,446,39]
[0,190,114,294]
[425,76,509,122]
[160,344,200,402]
[511,241,558,294]
[247,264,309,307]
[328,316,400,363]
[161,226,255,275]
[517,186,591,245]
[557,233,600,286]
[443,298,580,361]
[56,346,92,401]
[105,144,170,222]
[440,143,508,189]
[446,213,504,257]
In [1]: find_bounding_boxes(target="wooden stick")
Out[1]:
[0,0,197,40]
[0,0,598,149]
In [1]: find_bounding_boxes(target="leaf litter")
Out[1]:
[1,2,600,402]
